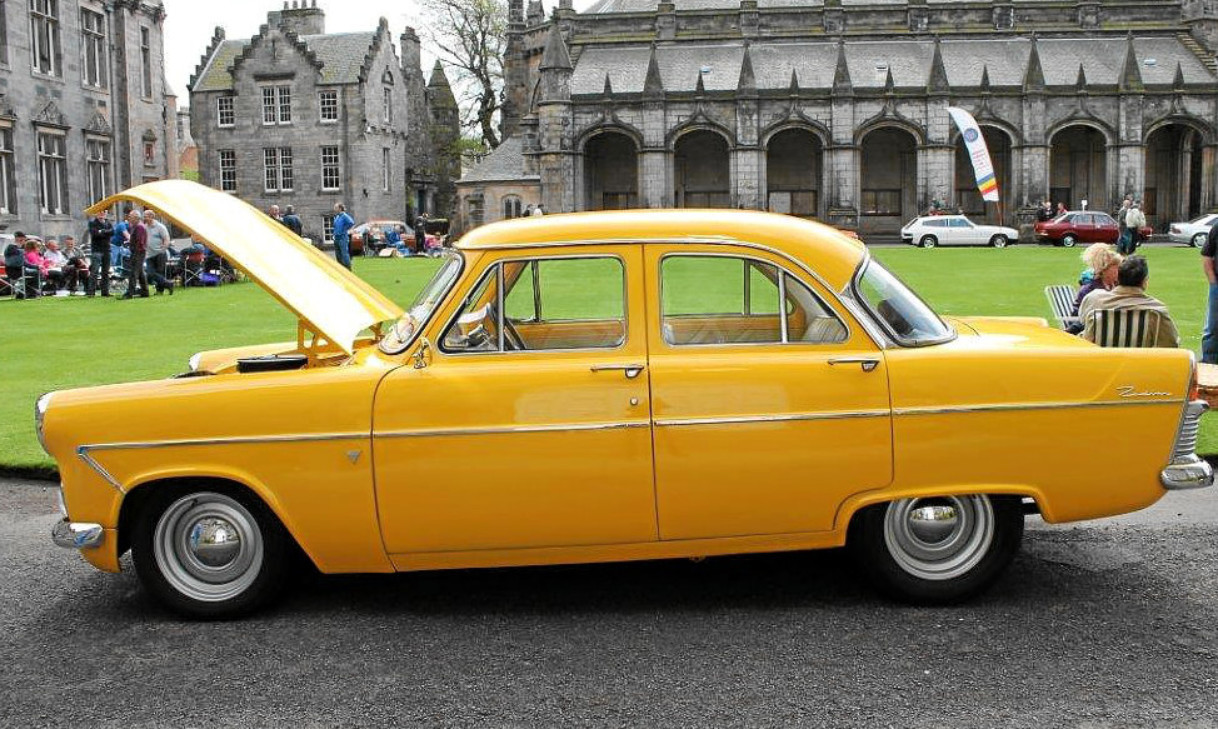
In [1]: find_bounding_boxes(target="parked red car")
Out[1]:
[1034,211,1153,248]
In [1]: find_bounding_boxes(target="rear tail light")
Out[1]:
[1171,225,1181,234]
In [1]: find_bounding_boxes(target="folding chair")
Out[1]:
[1089,308,1164,348]
[1044,285,1080,330]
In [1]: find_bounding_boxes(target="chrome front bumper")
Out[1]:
[51,519,104,549]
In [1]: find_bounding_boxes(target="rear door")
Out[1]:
[643,244,893,540]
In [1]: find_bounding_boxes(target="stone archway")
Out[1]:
[859,126,918,236]
[583,132,639,211]
[1144,123,1206,228]
[954,126,1012,225]
[766,128,823,219]
[1050,125,1108,213]
[674,130,731,208]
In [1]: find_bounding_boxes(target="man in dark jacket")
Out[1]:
[282,206,303,237]
[121,210,149,298]
[86,209,114,296]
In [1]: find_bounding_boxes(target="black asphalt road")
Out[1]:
[3,479,1218,728]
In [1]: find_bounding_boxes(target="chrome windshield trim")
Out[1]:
[654,410,891,428]
[893,399,1181,417]
[376,421,650,438]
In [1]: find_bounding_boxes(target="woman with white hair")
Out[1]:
[1066,243,1122,333]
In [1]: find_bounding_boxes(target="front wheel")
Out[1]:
[132,487,291,619]
[919,235,938,249]
[990,234,1009,248]
[849,494,1024,604]
[1192,232,1207,248]
[1061,234,1078,248]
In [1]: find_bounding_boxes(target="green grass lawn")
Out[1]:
[2,244,1213,475]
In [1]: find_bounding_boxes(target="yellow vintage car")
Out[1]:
[42,180,1212,617]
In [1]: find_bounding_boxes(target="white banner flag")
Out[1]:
[947,107,999,203]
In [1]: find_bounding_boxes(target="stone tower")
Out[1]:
[428,61,461,219]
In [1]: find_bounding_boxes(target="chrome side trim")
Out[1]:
[655,410,890,428]
[376,421,651,439]
[75,432,369,494]
[893,398,1180,417]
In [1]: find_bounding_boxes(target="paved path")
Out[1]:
[3,478,1217,727]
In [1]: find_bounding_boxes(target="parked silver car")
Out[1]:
[901,215,1019,248]
[1168,213,1218,247]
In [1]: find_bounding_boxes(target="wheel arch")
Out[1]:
[836,484,1048,535]
[116,473,314,568]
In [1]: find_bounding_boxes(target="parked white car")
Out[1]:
[1168,213,1218,247]
[901,215,1019,248]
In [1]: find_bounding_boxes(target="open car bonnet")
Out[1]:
[88,180,405,355]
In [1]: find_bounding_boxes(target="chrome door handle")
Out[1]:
[591,363,645,379]
[828,357,880,373]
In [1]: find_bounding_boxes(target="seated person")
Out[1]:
[24,240,66,291]
[1080,254,1179,348]
[42,239,71,292]
[4,233,26,296]
[384,225,408,254]
[60,236,91,293]
[1066,243,1122,334]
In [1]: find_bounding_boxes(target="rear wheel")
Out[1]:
[849,494,1024,604]
[1061,234,1078,248]
[919,235,938,249]
[990,234,1009,248]
[132,486,291,619]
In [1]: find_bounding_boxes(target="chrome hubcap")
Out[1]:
[153,493,263,602]
[883,496,994,581]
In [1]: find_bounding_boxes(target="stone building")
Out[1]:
[0,0,178,239]
[458,0,1218,237]
[189,2,460,243]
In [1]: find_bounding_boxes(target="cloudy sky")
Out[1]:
[163,0,598,101]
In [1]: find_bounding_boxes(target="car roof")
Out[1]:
[455,209,868,292]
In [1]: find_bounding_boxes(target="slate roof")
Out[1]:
[191,31,377,93]
[460,135,538,184]
[570,36,1215,94]
[583,0,1011,12]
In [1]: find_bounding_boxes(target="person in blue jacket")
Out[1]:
[332,202,355,270]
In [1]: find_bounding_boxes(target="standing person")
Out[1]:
[87,209,113,296]
[524,204,535,217]
[533,204,546,216]
[1201,220,1218,363]
[122,210,149,299]
[268,204,283,223]
[332,203,355,270]
[414,212,427,255]
[1115,197,1132,254]
[282,206,303,237]
[143,210,174,295]
[1125,202,1147,252]
[1056,202,1067,217]
[110,207,131,271]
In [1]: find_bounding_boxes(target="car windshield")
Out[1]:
[1191,214,1216,225]
[853,258,954,346]
[379,251,464,354]
[1051,213,1071,223]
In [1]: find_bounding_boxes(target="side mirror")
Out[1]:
[411,337,432,370]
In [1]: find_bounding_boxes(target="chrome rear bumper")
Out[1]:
[51,520,104,549]
[1161,455,1214,490]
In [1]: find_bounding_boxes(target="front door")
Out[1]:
[372,247,657,554]
[644,246,894,540]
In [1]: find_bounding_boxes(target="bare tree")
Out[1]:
[422,0,506,149]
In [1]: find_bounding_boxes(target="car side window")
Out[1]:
[660,255,846,346]
[442,256,626,353]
